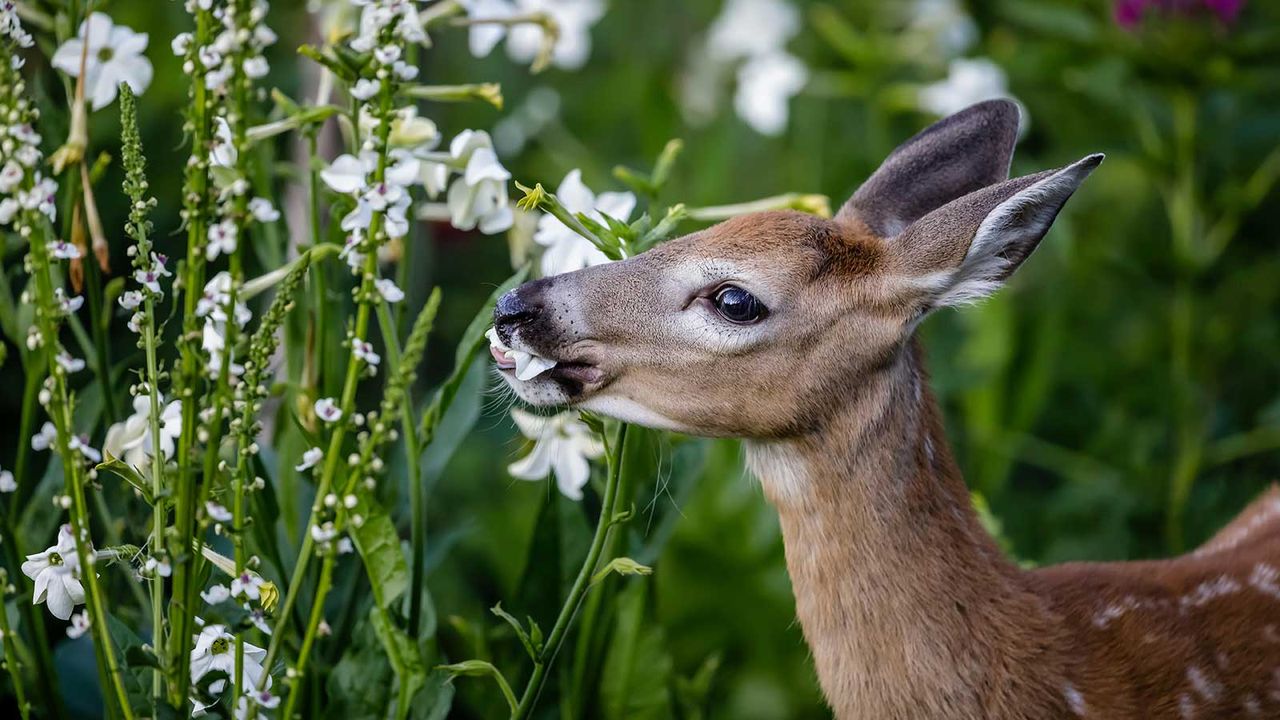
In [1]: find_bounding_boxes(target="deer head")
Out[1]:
[492,100,1101,441]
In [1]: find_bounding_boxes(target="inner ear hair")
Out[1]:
[836,99,1021,238]
[896,153,1105,309]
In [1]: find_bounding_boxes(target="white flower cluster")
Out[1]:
[0,50,59,234]
[199,271,253,379]
[532,168,634,276]
[0,1,33,49]
[173,0,277,95]
[461,0,606,71]
[704,0,808,137]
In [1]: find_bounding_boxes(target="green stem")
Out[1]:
[263,76,397,686]
[512,423,629,720]
[279,553,335,720]
[0,575,31,720]
[375,303,427,635]
[142,310,166,704]
[171,5,215,703]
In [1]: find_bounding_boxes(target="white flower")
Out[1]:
[31,422,58,452]
[248,197,279,222]
[908,0,977,58]
[206,219,238,261]
[235,690,281,719]
[55,351,86,374]
[54,288,84,314]
[486,327,556,381]
[507,409,604,500]
[22,525,86,620]
[314,397,343,423]
[0,469,15,493]
[247,608,272,635]
[533,169,635,276]
[200,584,231,605]
[172,32,193,57]
[447,146,513,234]
[295,447,324,472]
[460,0,517,57]
[337,537,354,555]
[119,290,144,310]
[506,0,605,70]
[734,51,807,136]
[230,571,264,602]
[374,278,405,303]
[243,56,269,79]
[706,0,800,63]
[50,12,153,110]
[352,340,381,367]
[310,522,337,543]
[351,78,380,100]
[49,240,81,260]
[190,623,269,696]
[210,117,237,168]
[205,501,233,523]
[145,556,172,578]
[67,434,101,463]
[66,611,91,639]
[1,3,34,47]
[320,153,372,195]
[918,58,1014,118]
[134,253,172,294]
[0,161,22,192]
[103,395,182,470]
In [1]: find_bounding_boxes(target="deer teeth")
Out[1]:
[486,328,556,381]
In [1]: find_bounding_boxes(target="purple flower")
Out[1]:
[1114,0,1246,28]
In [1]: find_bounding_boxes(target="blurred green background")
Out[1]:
[4,0,1280,717]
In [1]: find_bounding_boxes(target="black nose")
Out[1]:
[493,288,535,343]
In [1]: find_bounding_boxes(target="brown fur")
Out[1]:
[492,101,1280,718]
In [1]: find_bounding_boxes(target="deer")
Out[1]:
[488,99,1280,719]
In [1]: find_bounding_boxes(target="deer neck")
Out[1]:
[745,339,1069,718]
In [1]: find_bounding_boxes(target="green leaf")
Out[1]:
[95,457,153,505]
[370,606,429,720]
[105,613,156,716]
[600,582,674,720]
[351,499,410,610]
[328,614,395,720]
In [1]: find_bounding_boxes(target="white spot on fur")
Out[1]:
[1243,695,1261,716]
[1063,683,1086,716]
[1250,563,1280,599]
[1093,604,1126,629]
[1187,665,1221,702]
[1179,693,1196,719]
[1180,576,1242,611]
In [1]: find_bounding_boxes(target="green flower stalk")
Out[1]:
[12,75,136,720]
[264,4,432,704]
[118,83,170,707]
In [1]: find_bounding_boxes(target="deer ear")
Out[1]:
[837,99,1020,238]
[894,153,1104,308]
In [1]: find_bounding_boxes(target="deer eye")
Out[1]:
[712,285,766,324]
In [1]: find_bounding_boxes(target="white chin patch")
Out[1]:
[486,327,556,381]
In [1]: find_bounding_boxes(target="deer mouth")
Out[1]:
[487,327,607,398]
